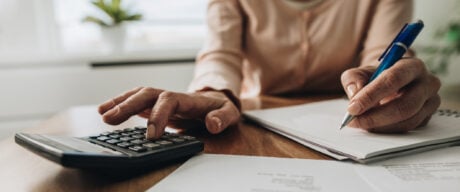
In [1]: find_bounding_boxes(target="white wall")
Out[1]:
[0,63,194,139]
[0,0,58,57]
[414,0,460,46]
[414,0,460,84]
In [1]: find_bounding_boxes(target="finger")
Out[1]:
[418,115,432,128]
[349,58,426,115]
[205,101,241,134]
[353,94,440,133]
[341,66,375,99]
[98,87,143,114]
[349,78,432,128]
[137,108,152,119]
[146,91,182,139]
[146,91,229,139]
[102,87,163,125]
[368,95,440,133]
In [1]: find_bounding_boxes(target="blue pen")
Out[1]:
[339,20,424,129]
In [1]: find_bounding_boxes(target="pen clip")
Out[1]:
[378,23,408,61]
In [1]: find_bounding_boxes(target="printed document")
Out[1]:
[149,154,372,192]
[149,146,460,192]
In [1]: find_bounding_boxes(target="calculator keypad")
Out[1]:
[87,127,198,154]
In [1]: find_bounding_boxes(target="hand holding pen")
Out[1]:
[339,20,441,133]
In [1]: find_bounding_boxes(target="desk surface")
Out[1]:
[1,94,459,191]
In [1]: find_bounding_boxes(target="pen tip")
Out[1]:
[340,114,354,130]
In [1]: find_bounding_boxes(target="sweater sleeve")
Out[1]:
[188,0,244,103]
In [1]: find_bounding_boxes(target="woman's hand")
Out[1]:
[98,87,241,139]
[340,58,441,133]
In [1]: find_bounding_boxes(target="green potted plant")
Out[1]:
[83,0,142,51]
[418,16,460,100]
[420,21,460,77]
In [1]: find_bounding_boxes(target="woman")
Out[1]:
[98,0,440,139]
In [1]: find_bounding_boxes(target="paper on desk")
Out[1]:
[252,119,349,160]
[354,146,460,192]
[148,154,373,192]
[244,99,460,162]
[149,147,460,192]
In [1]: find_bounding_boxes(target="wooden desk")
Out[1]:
[0,94,459,191]
[0,95,338,191]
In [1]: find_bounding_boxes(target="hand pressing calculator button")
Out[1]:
[15,127,204,169]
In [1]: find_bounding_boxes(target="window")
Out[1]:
[54,0,207,55]
[0,0,208,65]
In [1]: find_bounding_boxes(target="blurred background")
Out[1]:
[0,0,459,140]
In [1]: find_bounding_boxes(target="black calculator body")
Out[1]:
[15,127,204,169]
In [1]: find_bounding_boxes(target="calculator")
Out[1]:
[15,127,204,169]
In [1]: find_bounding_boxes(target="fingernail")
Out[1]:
[105,108,117,117]
[147,124,156,139]
[346,84,357,98]
[212,117,222,131]
[348,101,362,115]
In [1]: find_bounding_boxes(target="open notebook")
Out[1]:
[243,99,460,163]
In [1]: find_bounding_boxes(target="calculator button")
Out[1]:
[133,130,145,134]
[155,140,173,146]
[170,138,185,143]
[120,137,133,141]
[121,132,134,136]
[142,143,161,149]
[131,134,145,139]
[100,132,111,136]
[116,142,131,148]
[96,136,110,141]
[106,139,121,144]
[129,146,147,152]
[109,134,120,139]
[123,128,134,132]
[130,139,148,145]
[180,135,196,140]
[113,130,123,133]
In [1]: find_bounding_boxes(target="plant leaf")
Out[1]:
[112,0,121,13]
[124,14,142,21]
[83,16,110,27]
[92,0,116,21]
[111,9,124,24]
[86,0,142,26]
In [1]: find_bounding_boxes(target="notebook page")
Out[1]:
[244,99,460,160]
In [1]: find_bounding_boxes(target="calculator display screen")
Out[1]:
[29,134,122,156]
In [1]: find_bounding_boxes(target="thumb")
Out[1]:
[340,66,375,99]
[205,101,240,134]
